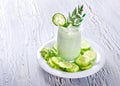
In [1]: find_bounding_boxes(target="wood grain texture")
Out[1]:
[0,0,120,86]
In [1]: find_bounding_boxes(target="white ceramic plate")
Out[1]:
[37,39,105,78]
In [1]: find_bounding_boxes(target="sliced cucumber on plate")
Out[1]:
[40,39,97,73]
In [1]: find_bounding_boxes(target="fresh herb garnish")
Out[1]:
[52,5,86,28]
[64,5,86,27]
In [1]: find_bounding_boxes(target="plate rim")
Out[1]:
[37,38,105,78]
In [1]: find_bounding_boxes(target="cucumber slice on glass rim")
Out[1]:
[52,13,66,26]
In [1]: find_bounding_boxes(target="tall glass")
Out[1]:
[57,26,81,61]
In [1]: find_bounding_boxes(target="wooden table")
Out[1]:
[0,0,120,86]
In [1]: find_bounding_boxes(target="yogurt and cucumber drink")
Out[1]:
[52,5,86,61]
[40,5,97,72]
[57,27,81,61]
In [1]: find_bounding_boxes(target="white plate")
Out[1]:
[37,39,105,78]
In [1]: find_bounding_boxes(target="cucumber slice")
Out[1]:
[83,50,96,63]
[66,63,80,72]
[47,58,60,69]
[47,58,55,68]
[52,13,66,26]
[81,39,91,50]
[51,57,63,66]
[51,48,58,56]
[58,62,73,69]
[40,48,50,61]
[51,44,58,55]
[80,64,93,70]
[40,47,59,61]
[75,55,90,67]
[58,62,79,72]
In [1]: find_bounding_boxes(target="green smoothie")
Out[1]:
[57,27,81,61]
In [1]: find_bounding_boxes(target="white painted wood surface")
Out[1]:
[0,0,120,86]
